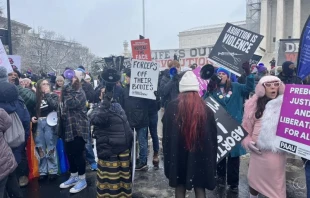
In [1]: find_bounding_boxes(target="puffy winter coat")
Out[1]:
[81,80,95,103]
[120,84,150,129]
[17,85,36,116]
[90,102,133,159]
[0,98,30,163]
[0,108,17,181]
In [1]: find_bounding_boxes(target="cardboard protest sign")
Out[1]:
[249,54,262,65]
[8,55,21,71]
[297,15,310,80]
[205,96,248,163]
[277,39,299,66]
[0,40,13,74]
[208,23,264,76]
[129,59,159,100]
[131,39,151,61]
[192,66,208,97]
[275,85,310,159]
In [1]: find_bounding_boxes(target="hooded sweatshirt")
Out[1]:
[278,61,303,84]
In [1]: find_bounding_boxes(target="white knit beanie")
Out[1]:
[179,71,199,93]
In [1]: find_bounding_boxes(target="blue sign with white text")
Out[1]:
[297,15,310,80]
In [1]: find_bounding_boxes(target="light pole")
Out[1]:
[142,0,145,37]
[7,0,13,55]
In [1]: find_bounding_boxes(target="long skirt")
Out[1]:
[97,150,132,198]
[248,151,286,198]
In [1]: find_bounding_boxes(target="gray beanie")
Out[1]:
[0,66,8,83]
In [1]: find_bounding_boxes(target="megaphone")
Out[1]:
[200,64,222,84]
[100,68,121,92]
[170,67,177,77]
[46,111,58,127]
[63,69,75,80]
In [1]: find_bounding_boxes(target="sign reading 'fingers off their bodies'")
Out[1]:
[209,23,264,76]
[275,85,310,160]
[129,59,159,100]
[205,96,248,163]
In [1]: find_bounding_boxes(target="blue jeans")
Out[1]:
[34,118,58,175]
[149,113,159,153]
[85,127,96,165]
[305,160,310,198]
[136,127,148,164]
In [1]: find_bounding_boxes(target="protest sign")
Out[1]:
[0,40,13,74]
[192,66,208,97]
[8,55,21,71]
[208,23,264,76]
[297,15,310,80]
[129,59,159,100]
[131,39,151,61]
[277,39,299,66]
[103,56,124,71]
[275,85,310,160]
[249,54,262,65]
[205,96,248,163]
[152,47,214,68]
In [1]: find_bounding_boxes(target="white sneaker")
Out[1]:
[59,176,79,189]
[69,179,87,193]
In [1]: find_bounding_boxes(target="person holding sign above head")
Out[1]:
[203,62,254,193]
[241,76,286,198]
[162,71,217,198]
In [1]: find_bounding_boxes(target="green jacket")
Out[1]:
[17,85,36,116]
[204,74,254,157]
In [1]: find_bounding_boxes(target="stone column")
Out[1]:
[276,0,285,40]
[260,0,269,50]
[293,0,301,38]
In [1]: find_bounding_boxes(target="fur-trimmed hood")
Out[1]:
[257,95,284,152]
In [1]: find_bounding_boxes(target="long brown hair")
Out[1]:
[215,79,232,93]
[176,92,207,151]
[35,79,49,118]
[255,96,271,119]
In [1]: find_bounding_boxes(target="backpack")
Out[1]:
[4,112,25,148]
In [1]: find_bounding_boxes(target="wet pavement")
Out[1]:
[21,110,307,197]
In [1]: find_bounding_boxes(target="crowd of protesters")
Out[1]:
[0,58,309,198]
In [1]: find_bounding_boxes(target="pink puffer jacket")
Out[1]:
[0,108,17,181]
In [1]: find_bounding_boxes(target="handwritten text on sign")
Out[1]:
[129,59,159,100]
[276,85,310,159]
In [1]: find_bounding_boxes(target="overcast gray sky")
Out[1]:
[5,0,246,57]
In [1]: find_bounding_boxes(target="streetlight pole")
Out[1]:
[142,0,145,37]
[7,0,13,55]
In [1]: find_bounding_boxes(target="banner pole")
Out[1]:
[142,0,145,37]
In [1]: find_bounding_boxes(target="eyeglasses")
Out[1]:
[263,81,281,88]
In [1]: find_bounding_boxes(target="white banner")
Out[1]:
[151,46,214,68]
[129,59,159,100]
[0,40,13,74]
[8,55,21,71]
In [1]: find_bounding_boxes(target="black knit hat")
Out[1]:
[0,82,18,103]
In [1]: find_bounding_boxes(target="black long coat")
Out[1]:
[162,99,217,190]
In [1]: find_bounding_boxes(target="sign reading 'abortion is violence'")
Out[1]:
[276,85,310,160]
[209,23,263,76]
[129,59,159,100]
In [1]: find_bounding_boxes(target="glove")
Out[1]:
[247,141,262,155]
[242,61,251,75]
[207,80,216,93]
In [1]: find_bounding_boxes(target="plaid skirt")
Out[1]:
[97,150,132,198]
